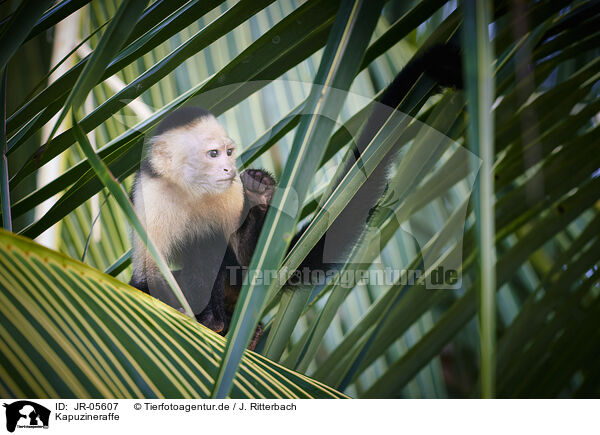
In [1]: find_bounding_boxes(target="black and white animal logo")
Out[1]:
[3,401,50,432]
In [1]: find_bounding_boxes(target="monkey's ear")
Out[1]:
[147,138,172,174]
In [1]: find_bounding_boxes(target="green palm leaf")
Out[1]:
[0,229,345,398]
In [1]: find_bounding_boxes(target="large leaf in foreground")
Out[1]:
[0,230,346,399]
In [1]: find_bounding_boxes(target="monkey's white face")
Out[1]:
[150,116,239,195]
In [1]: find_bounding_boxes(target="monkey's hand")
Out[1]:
[240,169,276,207]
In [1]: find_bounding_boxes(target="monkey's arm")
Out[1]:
[229,169,276,266]
[220,168,276,348]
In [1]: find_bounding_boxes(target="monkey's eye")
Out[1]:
[226,148,233,156]
[208,150,219,158]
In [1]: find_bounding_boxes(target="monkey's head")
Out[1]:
[147,108,239,195]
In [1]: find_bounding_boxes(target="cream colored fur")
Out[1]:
[131,115,244,281]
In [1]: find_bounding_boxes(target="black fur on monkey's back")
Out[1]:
[224,42,464,325]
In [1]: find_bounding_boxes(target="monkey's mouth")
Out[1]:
[217,176,235,182]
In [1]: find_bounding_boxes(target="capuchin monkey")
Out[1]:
[129,43,463,349]
[129,108,274,335]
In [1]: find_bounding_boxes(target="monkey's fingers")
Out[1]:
[241,169,275,195]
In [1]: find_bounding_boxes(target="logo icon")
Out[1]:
[3,401,50,433]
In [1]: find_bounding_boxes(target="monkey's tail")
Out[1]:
[293,43,463,274]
